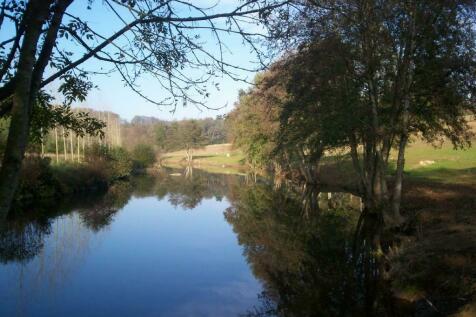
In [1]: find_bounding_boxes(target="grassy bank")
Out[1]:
[161,143,244,170]
[162,140,476,183]
[389,178,476,316]
[402,141,476,185]
[321,142,476,315]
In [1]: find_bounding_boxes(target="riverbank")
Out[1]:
[11,151,134,211]
[390,178,476,316]
[7,152,476,315]
[13,158,108,205]
[319,147,476,316]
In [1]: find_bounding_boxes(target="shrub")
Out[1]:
[86,144,133,180]
[52,162,108,194]
[16,157,57,201]
[131,144,156,170]
[107,147,133,180]
[12,144,133,208]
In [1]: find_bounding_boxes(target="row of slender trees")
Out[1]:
[37,109,121,163]
[25,109,227,165]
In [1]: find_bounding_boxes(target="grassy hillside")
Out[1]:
[162,143,244,168]
[162,120,476,185]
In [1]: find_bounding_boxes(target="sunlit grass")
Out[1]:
[401,141,476,185]
[162,143,245,170]
[161,160,246,175]
[162,137,476,185]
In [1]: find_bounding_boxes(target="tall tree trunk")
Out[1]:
[390,2,416,226]
[62,127,67,161]
[116,118,121,146]
[349,133,367,195]
[98,112,103,146]
[40,128,44,157]
[107,111,110,150]
[77,135,80,163]
[185,147,193,164]
[70,131,74,161]
[55,127,59,163]
[82,136,85,161]
[0,0,52,219]
[391,133,407,223]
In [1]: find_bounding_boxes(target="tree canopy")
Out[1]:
[228,0,476,226]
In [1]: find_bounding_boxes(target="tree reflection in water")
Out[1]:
[0,168,244,265]
[0,181,134,265]
[0,169,404,316]
[150,167,246,209]
[0,219,50,264]
[225,182,401,317]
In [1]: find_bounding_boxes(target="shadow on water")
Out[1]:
[0,167,418,315]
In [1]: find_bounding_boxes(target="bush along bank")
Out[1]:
[12,145,135,208]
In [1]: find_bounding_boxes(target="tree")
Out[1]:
[176,120,205,163]
[0,0,287,218]
[226,73,282,175]
[155,123,167,150]
[263,0,476,226]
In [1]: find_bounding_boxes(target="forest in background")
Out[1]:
[0,107,228,207]
[0,109,228,162]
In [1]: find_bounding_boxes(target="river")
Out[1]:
[0,168,404,317]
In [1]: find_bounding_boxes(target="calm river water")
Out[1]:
[0,168,400,317]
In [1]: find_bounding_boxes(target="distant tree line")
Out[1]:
[121,115,229,156]
[1,108,229,173]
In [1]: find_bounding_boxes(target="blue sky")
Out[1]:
[42,0,266,121]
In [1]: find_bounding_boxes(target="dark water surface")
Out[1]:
[0,169,398,317]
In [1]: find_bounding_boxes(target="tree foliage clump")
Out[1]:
[87,144,133,181]
[226,72,282,173]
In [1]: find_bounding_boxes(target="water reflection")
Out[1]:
[0,184,130,266]
[143,168,245,209]
[1,169,245,261]
[0,219,49,264]
[0,168,406,316]
[225,182,399,317]
[0,168,257,317]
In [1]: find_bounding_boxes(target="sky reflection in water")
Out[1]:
[0,170,369,317]
[0,173,261,317]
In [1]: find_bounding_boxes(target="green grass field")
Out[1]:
[162,137,476,185]
[401,141,476,185]
[162,143,244,167]
[161,143,246,175]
